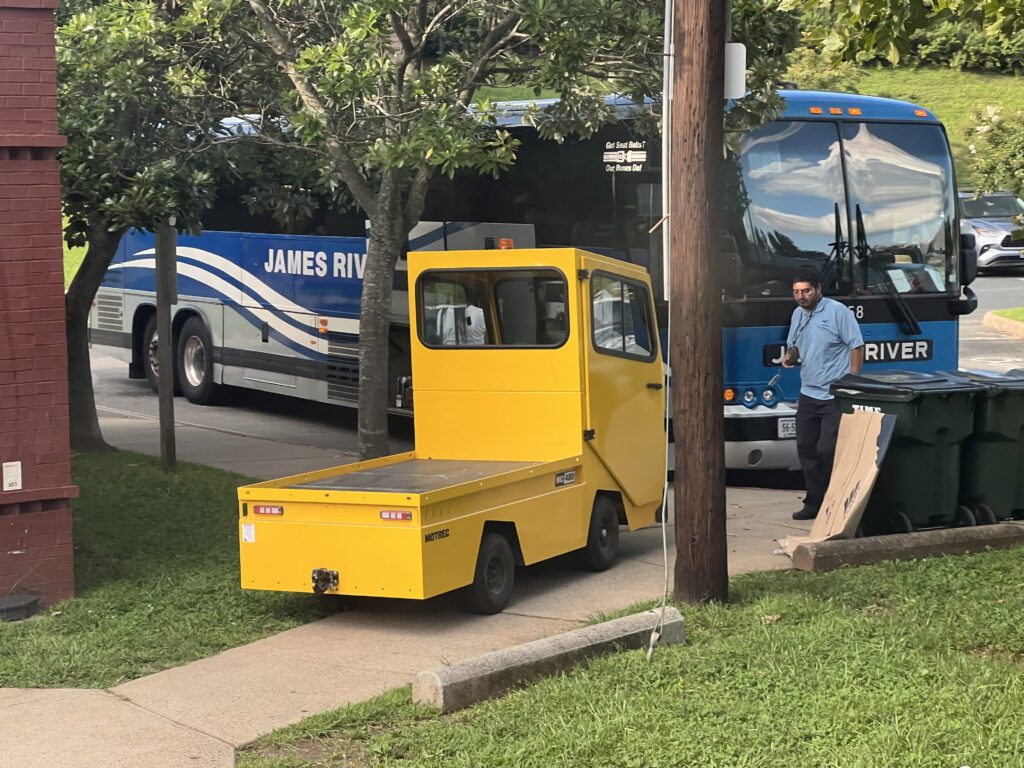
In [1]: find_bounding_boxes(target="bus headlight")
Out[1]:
[762,388,776,405]
[742,389,757,406]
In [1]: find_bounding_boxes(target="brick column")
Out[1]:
[0,0,78,606]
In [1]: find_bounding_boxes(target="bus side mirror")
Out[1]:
[960,233,977,286]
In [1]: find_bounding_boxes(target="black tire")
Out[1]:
[975,504,998,525]
[890,510,914,534]
[467,532,515,614]
[956,505,977,527]
[142,315,160,393]
[578,495,620,572]
[176,316,219,405]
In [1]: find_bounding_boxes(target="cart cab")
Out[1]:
[410,248,666,513]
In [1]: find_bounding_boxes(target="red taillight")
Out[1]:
[254,505,284,516]
[380,510,412,521]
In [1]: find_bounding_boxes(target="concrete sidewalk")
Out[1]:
[1,406,806,767]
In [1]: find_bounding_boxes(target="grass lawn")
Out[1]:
[995,308,1024,324]
[63,238,86,289]
[857,66,1024,186]
[239,547,1024,767]
[0,452,332,688]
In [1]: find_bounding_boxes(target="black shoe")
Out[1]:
[792,507,818,521]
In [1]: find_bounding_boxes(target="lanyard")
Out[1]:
[791,301,824,348]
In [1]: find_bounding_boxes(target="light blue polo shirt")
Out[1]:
[787,297,864,400]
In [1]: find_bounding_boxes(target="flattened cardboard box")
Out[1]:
[782,410,896,556]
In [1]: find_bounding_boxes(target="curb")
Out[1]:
[983,311,1024,340]
[791,522,1024,572]
[413,607,685,713]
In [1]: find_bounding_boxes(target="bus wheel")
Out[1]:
[467,532,515,614]
[578,495,620,572]
[142,315,160,393]
[176,316,219,405]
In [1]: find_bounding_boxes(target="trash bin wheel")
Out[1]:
[890,511,914,534]
[956,505,977,527]
[974,504,998,525]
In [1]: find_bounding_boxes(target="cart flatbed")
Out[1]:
[288,459,537,493]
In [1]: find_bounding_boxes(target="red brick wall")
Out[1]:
[0,0,77,607]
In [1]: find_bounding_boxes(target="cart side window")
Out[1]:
[417,268,569,348]
[590,273,656,361]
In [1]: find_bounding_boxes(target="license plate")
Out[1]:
[777,417,796,439]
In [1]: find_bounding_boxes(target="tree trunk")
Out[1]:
[65,225,124,452]
[358,205,404,460]
[670,0,728,604]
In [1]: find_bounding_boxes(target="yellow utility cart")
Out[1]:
[238,248,666,612]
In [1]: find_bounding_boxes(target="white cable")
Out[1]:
[646,0,674,663]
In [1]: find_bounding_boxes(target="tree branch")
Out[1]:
[456,12,523,108]
[245,0,379,214]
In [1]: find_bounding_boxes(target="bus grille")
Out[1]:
[324,333,358,401]
[325,354,359,401]
[95,292,123,332]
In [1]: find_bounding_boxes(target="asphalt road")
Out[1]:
[91,274,1024,462]
[959,273,1024,371]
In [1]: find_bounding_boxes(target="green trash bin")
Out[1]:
[944,369,1024,523]
[831,371,976,534]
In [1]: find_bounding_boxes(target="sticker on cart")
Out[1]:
[555,470,577,487]
[242,523,255,543]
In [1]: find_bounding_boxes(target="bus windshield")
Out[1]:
[724,120,956,299]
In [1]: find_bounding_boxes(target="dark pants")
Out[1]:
[796,394,841,513]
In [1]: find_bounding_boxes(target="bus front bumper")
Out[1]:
[724,403,800,471]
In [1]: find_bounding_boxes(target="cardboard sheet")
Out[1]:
[781,409,896,556]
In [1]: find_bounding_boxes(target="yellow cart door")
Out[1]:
[582,267,667,506]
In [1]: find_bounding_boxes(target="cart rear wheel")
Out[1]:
[578,495,620,572]
[467,532,514,614]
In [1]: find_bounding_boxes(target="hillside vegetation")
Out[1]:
[854,67,1024,185]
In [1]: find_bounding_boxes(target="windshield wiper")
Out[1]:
[855,204,921,335]
[818,202,845,294]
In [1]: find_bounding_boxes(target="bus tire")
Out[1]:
[467,532,515,614]
[142,315,161,393]
[176,316,219,405]
[578,495,620,572]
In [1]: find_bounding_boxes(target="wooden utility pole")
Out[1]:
[156,218,177,471]
[670,0,728,603]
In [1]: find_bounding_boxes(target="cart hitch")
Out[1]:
[311,568,339,595]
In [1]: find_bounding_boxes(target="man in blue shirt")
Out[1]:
[783,267,865,520]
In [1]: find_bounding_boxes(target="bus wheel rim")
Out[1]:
[148,331,160,376]
[183,336,206,388]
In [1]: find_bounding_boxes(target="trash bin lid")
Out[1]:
[831,370,976,397]
[942,369,1024,392]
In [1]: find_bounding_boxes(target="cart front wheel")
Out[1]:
[467,532,515,614]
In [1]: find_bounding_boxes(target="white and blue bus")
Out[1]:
[89,90,977,469]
